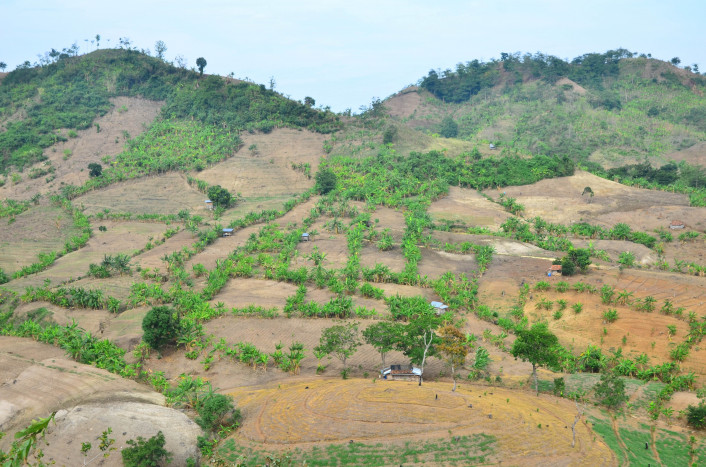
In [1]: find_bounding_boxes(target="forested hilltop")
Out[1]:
[405,49,706,167]
[0,47,339,174]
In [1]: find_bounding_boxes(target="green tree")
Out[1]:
[315,322,361,375]
[141,306,181,350]
[304,96,316,107]
[560,247,591,276]
[88,162,102,177]
[315,167,337,194]
[0,62,7,72]
[121,431,172,467]
[154,40,167,60]
[382,126,398,144]
[207,184,234,208]
[395,310,443,385]
[511,322,559,395]
[363,321,402,370]
[439,116,458,138]
[196,57,207,76]
[593,372,628,409]
[670,57,681,66]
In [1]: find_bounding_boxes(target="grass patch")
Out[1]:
[218,434,496,466]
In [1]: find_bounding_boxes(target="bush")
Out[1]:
[88,163,102,177]
[141,306,181,350]
[315,168,337,194]
[121,431,172,467]
[593,372,628,409]
[686,403,706,429]
[196,393,241,432]
[439,116,459,138]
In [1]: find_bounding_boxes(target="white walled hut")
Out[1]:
[301,232,310,242]
[222,228,234,237]
[205,200,213,211]
[669,220,685,230]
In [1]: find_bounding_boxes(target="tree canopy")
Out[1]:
[511,322,559,394]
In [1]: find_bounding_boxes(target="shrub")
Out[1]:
[593,372,628,409]
[315,168,337,194]
[88,163,102,177]
[141,306,181,350]
[534,281,551,291]
[686,403,706,429]
[572,302,583,313]
[121,431,172,467]
[603,309,619,323]
[196,393,241,432]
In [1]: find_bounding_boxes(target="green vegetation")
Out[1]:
[142,306,181,350]
[418,50,706,168]
[217,433,497,466]
[121,431,172,467]
[1,47,339,175]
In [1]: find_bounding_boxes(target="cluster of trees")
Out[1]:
[330,148,575,207]
[419,49,694,103]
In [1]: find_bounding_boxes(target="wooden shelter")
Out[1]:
[380,364,422,382]
[547,264,562,276]
[669,220,685,230]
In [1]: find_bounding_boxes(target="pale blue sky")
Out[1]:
[1,0,705,112]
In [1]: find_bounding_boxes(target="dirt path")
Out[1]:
[611,416,630,466]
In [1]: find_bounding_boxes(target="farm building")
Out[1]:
[430,301,449,315]
[301,232,310,242]
[489,143,496,150]
[222,228,234,237]
[669,220,685,230]
[547,265,562,276]
[381,364,422,382]
[205,199,213,210]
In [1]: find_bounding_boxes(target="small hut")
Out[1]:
[489,143,496,150]
[301,232,310,242]
[669,220,685,230]
[222,228,234,237]
[430,301,449,315]
[381,364,422,382]
[547,264,562,276]
[205,200,213,211]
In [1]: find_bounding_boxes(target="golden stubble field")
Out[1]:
[226,378,615,466]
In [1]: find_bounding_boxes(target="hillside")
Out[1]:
[386,50,706,170]
[1,47,706,466]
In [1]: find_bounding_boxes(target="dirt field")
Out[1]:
[225,378,614,465]
[0,97,162,202]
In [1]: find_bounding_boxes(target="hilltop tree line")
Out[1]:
[0,45,339,173]
[420,48,705,103]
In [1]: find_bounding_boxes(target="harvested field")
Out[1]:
[429,186,512,231]
[76,172,206,215]
[224,378,614,465]
[198,128,325,198]
[3,220,171,292]
[0,204,81,272]
[483,171,690,226]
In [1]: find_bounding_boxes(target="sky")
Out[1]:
[1,0,705,112]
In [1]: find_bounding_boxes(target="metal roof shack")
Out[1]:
[547,264,562,276]
[205,199,213,210]
[381,364,422,382]
[301,232,310,241]
[669,220,685,230]
[222,228,234,237]
[430,301,449,315]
